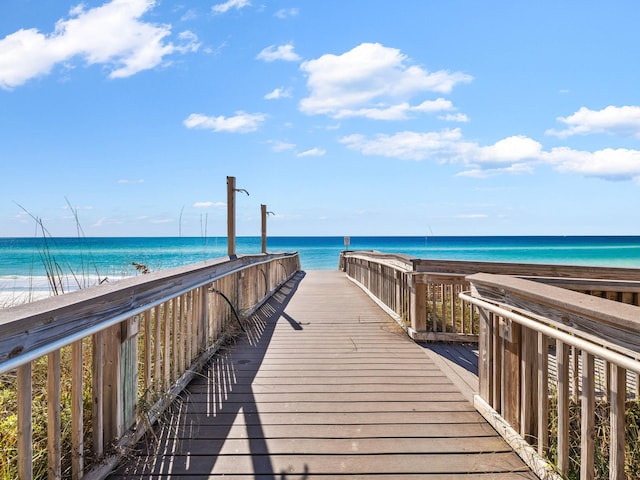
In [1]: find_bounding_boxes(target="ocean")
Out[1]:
[2,236,640,303]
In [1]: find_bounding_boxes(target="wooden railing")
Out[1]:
[340,250,640,478]
[0,252,300,480]
[340,251,640,342]
[463,274,640,479]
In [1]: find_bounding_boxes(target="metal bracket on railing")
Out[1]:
[210,287,246,333]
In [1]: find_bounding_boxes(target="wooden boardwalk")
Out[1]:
[108,270,535,479]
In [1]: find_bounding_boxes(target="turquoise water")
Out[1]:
[2,236,640,296]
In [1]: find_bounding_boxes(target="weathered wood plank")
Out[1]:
[112,452,533,476]
[135,436,515,455]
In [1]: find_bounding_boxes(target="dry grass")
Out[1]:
[546,395,640,479]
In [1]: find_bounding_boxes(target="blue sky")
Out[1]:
[1,0,640,237]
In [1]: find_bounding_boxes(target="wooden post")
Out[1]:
[227,176,249,257]
[609,363,626,480]
[71,340,84,480]
[520,326,537,443]
[227,176,236,257]
[409,276,427,333]
[47,351,62,479]
[557,340,570,476]
[501,318,521,431]
[536,332,549,456]
[103,323,123,444]
[17,363,33,480]
[121,317,139,432]
[477,308,492,404]
[261,204,267,254]
[580,351,595,480]
[492,314,502,413]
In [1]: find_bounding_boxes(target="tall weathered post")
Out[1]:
[227,176,249,257]
[261,204,274,254]
[227,176,236,257]
[261,204,267,254]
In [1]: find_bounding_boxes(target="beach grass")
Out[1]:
[0,341,95,479]
[546,394,640,479]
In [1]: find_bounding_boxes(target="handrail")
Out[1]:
[1,252,301,480]
[465,273,640,479]
[0,253,291,374]
[460,291,640,374]
[340,250,640,343]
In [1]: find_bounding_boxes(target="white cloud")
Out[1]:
[180,9,198,21]
[257,44,301,62]
[275,8,299,19]
[341,131,542,167]
[456,163,534,178]
[546,105,640,138]
[270,141,296,152]
[299,43,472,119]
[438,113,469,122]
[340,129,466,161]
[193,201,225,208]
[342,125,640,182]
[0,0,200,89]
[543,147,640,181]
[264,87,292,99]
[212,0,251,14]
[297,148,326,157]
[94,217,124,227]
[476,135,543,165]
[413,98,453,112]
[183,111,266,133]
[330,98,455,121]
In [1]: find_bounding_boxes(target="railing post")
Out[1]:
[121,317,139,432]
[238,271,244,313]
[101,318,139,449]
[17,363,33,480]
[409,275,426,333]
[478,308,492,404]
[610,363,626,479]
[557,339,570,476]
[580,351,595,480]
[102,323,123,444]
[501,318,521,431]
[520,327,537,443]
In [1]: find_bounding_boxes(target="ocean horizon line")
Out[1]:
[2,234,640,239]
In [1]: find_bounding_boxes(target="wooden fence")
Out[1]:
[340,250,640,479]
[0,252,300,480]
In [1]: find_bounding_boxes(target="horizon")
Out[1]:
[4,234,640,240]
[2,1,640,238]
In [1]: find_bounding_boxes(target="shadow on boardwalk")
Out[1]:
[109,271,307,480]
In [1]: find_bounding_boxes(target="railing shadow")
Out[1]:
[109,271,307,479]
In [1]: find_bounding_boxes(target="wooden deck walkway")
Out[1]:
[108,270,536,479]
